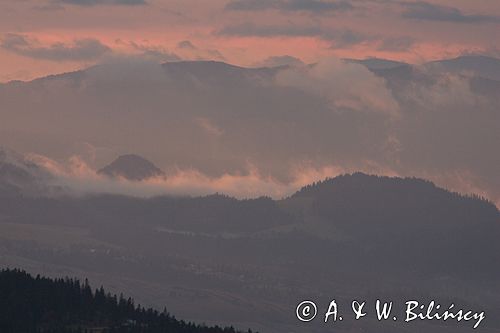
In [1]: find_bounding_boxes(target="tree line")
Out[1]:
[0,269,254,333]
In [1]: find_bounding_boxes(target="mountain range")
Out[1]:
[1,55,500,332]
[1,55,499,205]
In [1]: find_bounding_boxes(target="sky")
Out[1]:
[1,0,500,81]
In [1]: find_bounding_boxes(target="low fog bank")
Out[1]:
[0,148,494,212]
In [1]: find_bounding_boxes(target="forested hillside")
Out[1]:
[0,269,251,333]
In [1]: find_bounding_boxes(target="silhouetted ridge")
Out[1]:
[285,173,500,279]
[0,268,251,333]
[293,173,498,248]
[98,154,165,181]
[291,172,499,237]
[293,172,495,209]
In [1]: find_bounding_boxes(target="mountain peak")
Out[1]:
[98,154,165,181]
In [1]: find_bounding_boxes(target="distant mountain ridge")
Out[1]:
[345,55,500,82]
[2,55,498,86]
[1,57,498,200]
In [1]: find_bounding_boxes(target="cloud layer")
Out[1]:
[225,0,353,13]
[401,1,500,24]
[58,0,147,6]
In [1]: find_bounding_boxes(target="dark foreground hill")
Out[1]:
[0,269,251,333]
